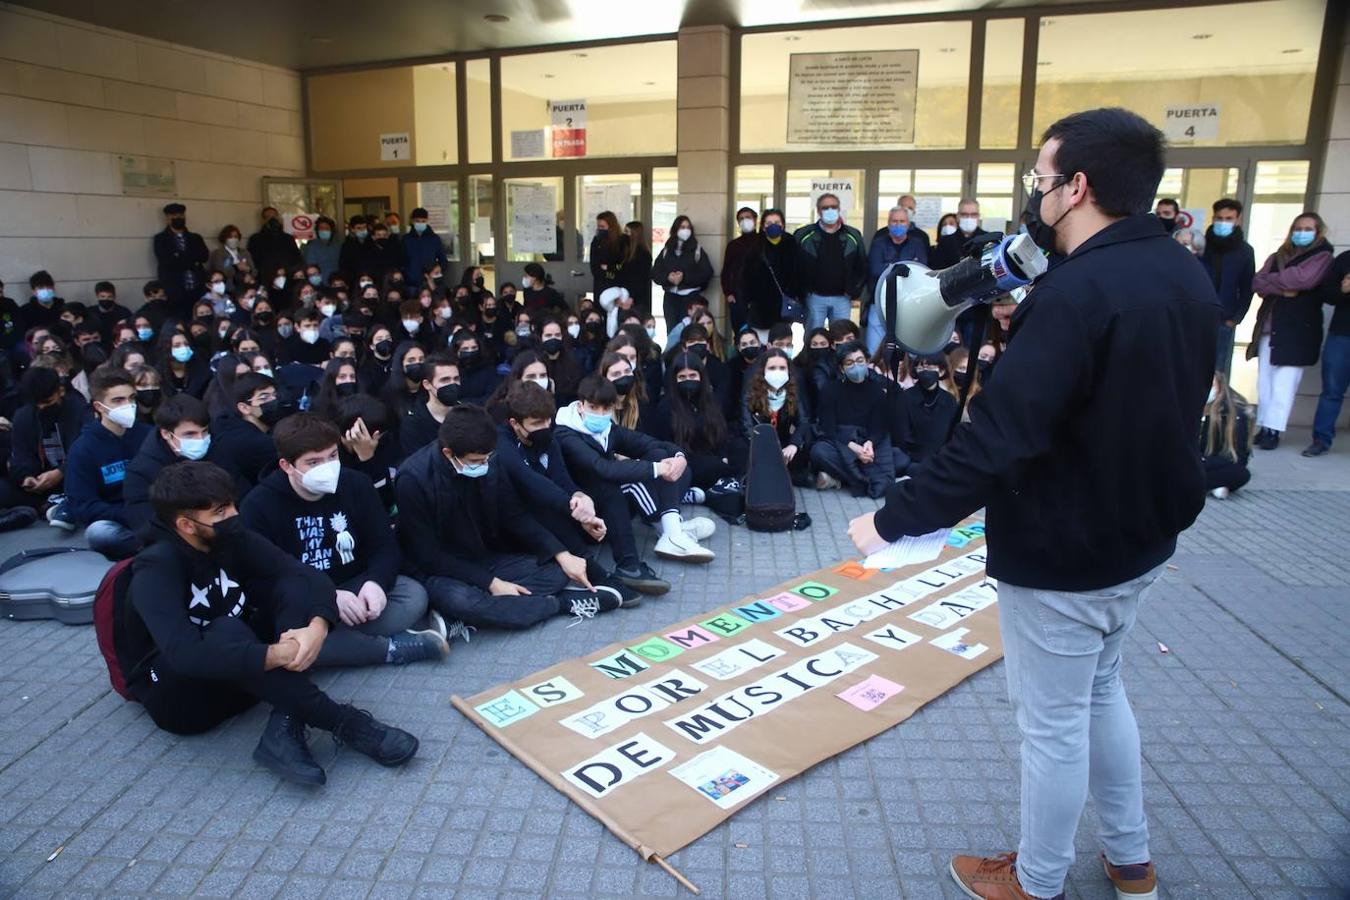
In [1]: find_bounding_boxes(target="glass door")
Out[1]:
[399,179,461,264]
[575,172,644,306]
[500,176,565,298]
[468,174,496,292]
[261,177,342,248]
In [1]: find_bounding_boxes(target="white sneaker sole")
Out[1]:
[654,545,715,563]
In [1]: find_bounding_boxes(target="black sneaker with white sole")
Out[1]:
[613,562,671,595]
[598,576,642,608]
[388,629,449,664]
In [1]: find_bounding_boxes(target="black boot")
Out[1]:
[335,708,418,767]
[253,709,326,785]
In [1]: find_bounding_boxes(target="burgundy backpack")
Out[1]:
[93,558,137,699]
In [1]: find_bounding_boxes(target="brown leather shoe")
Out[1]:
[949,852,1063,899]
[1102,854,1159,899]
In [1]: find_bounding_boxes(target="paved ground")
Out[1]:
[0,427,1347,899]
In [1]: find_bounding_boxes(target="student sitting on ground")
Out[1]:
[1201,371,1253,499]
[652,352,738,494]
[55,367,149,557]
[241,414,446,665]
[124,394,238,531]
[119,460,418,785]
[400,353,461,456]
[4,366,89,517]
[496,382,641,604]
[336,394,401,512]
[212,372,283,488]
[485,350,552,422]
[809,342,894,499]
[900,354,960,474]
[395,404,629,631]
[556,376,716,573]
[742,348,811,485]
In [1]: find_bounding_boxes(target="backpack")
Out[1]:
[744,424,796,532]
[93,558,137,699]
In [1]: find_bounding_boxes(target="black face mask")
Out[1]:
[541,338,563,356]
[374,339,394,357]
[458,350,480,368]
[676,379,702,400]
[953,371,971,390]
[202,514,247,555]
[1024,183,1068,255]
[739,345,762,363]
[38,403,61,425]
[253,312,274,326]
[687,344,709,361]
[481,308,497,321]
[136,387,162,407]
[977,358,995,378]
[1158,216,1178,234]
[585,320,605,335]
[916,370,940,391]
[336,382,359,397]
[404,363,425,382]
[524,424,554,448]
[170,217,186,230]
[473,277,485,288]
[97,299,116,310]
[435,383,461,407]
[942,340,959,355]
[612,375,636,396]
[257,398,285,425]
[81,343,108,367]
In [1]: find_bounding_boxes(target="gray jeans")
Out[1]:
[997,564,1164,898]
[315,575,429,667]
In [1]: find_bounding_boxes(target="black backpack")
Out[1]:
[744,424,796,532]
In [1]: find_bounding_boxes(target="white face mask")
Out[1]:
[299,328,320,345]
[677,228,692,242]
[272,276,287,290]
[299,459,341,495]
[319,303,336,318]
[764,368,790,390]
[437,307,452,320]
[210,281,226,296]
[402,319,421,334]
[738,218,756,235]
[524,375,551,391]
[103,402,137,429]
[940,224,958,237]
[959,216,979,233]
[567,323,581,339]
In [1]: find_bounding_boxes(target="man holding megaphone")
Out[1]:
[849,108,1220,900]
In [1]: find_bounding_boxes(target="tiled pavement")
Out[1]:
[0,428,1346,899]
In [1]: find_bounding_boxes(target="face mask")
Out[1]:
[374,339,393,357]
[102,401,138,429]
[317,229,332,241]
[1158,216,1178,234]
[764,368,790,390]
[300,459,341,495]
[916,370,940,391]
[200,514,246,553]
[676,379,701,399]
[387,225,400,235]
[353,230,368,242]
[171,346,193,363]
[687,344,709,361]
[458,350,480,369]
[567,323,581,339]
[277,324,294,339]
[299,328,320,345]
[940,224,958,237]
[240,296,256,311]
[473,277,485,288]
[767,391,787,412]
[888,224,909,239]
[611,374,636,396]
[319,303,336,318]
[977,358,994,378]
[175,433,211,460]
[35,288,55,304]
[677,228,692,242]
[953,370,971,390]
[336,382,359,397]
[137,327,154,341]
[524,375,551,391]
[430,306,448,321]
[270,276,286,290]
[306,273,324,287]
[453,457,489,478]
[413,222,428,234]
[402,319,421,334]
[764,223,784,239]
[739,345,762,363]
[256,367,274,380]
[644,326,656,340]
[1207,386,1218,404]
[209,281,227,296]
[257,398,285,425]
[1211,221,1235,239]
[542,337,563,356]
[136,387,161,407]
[404,363,424,382]
[583,411,611,434]
[1291,229,1316,248]
[738,218,756,235]
[959,216,979,233]
[819,209,840,226]
[1024,184,1068,255]
[170,217,186,230]
[844,363,867,383]
[524,424,554,447]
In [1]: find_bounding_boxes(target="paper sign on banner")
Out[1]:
[670,747,779,810]
[837,675,905,711]
[564,732,675,799]
[931,627,989,660]
[474,690,538,728]
[523,676,585,708]
[1162,103,1220,142]
[379,132,411,161]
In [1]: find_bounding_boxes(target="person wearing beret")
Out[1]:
[153,203,209,321]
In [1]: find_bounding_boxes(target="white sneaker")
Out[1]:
[427,609,447,641]
[816,472,841,490]
[1209,486,1230,500]
[681,516,716,541]
[443,620,477,644]
[654,530,715,563]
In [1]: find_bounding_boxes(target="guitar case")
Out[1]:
[0,547,114,625]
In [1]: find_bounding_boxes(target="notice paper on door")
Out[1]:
[862,529,951,570]
[669,747,779,810]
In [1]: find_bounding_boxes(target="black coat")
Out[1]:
[874,214,1221,592]
[651,241,714,298]
[153,228,209,312]
[210,414,275,488]
[929,227,990,270]
[7,393,90,483]
[1249,242,1335,367]
[246,226,302,281]
[739,235,801,329]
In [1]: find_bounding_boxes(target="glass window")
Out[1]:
[307,67,418,171]
[1152,167,1240,232]
[504,177,563,263]
[577,174,643,262]
[468,174,495,289]
[734,165,776,224]
[975,163,1016,231]
[1034,0,1325,146]
[412,63,458,166]
[741,22,971,153]
[466,59,491,164]
[980,19,1023,149]
[500,43,677,161]
[651,168,680,248]
[400,180,461,261]
[785,169,864,234]
[876,169,963,238]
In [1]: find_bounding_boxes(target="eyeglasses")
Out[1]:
[1021,171,1065,195]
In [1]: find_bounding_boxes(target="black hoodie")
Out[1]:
[240,467,399,593]
[123,430,246,532]
[211,413,276,487]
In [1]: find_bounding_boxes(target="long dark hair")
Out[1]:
[664,215,699,255]
[595,212,623,257]
[486,350,547,412]
[746,347,798,420]
[624,221,649,264]
[310,357,360,420]
[665,351,726,449]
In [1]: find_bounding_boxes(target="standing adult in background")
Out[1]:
[1154,197,1180,234]
[738,209,799,344]
[384,211,402,237]
[209,225,256,289]
[1248,212,1334,451]
[929,198,991,349]
[303,216,342,281]
[339,216,375,288]
[247,207,303,285]
[590,212,628,305]
[895,194,932,256]
[794,194,866,331]
[1305,250,1350,457]
[865,205,929,354]
[652,215,714,331]
[722,207,759,335]
[403,208,448,288]
[849,107,1219,900]
[1201,198,1255,378]
[153,203,208,320]
[621,221,653,319]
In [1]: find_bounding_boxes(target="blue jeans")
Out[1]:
[997,564,1164,898]
[1312,332,1350,447]
[806,293,850,331]
[85,520,139,560]
[1215,323,1236,378]
[864,303,886,355]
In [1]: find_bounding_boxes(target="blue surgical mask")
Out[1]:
[413,222,428,234]
[583,411,611,434]
[820,208,840,226]
[35,288,54,304]
[307,274,323,286]
[764,223,784,239]
[317,229,332,241]
[1291,229,1315,248]
[456,458,489,478]
[888,224,908,239]
[1211,221,1235,239]
[844,363,867,383]
[175,434,211,460]
[171,346,193,363]
[137,327,154,341]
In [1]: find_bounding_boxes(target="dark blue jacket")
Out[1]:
[868,227,929,283]
[495,423,580,517]
[64,420,150,526]
[402,229,448,286]
[1199,227,1256,325]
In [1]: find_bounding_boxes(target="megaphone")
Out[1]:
[875,233,1048,355]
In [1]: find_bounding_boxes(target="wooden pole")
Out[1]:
[652,854,701,895]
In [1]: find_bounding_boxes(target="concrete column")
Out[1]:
[676,25,732,320]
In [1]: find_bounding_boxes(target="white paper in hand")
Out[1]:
[862,528,951,569]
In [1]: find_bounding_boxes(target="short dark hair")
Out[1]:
[231,371,274,407]
[1155,198,1180,214]
[94,281,115,295]
[767,322,793,343]
[337,394,391,434]
[506,381,556,422]
[835,341,865,366]
[422,351,458,383]
[142,280,163,297]
[20,366,62,405]
[577,375,618,407]
[89,366,134,402]
[682,324,709,343]
[272,412,341,463]
[437,404,496,455]
[1041,107,1166,217]
[29,271,54,290]
[150,461,236,528]
[1213,198,1244,216]
[295,307,322,325]
[154,393,209,431]
[827,319,860,342]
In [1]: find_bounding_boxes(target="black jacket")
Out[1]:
[495,423,579,518]
[900,385,958,464]
[1199,227,1256,325]
[394,441,563,589]
[929,227,991,270]
[739,235,801,329]
[7,393,90,483]
[399,400,442,457]
[241,468,400,593]
[153,228,209,308]
[1316,250,1350,338]
[554,402,680,489]
[246,225,302,281]
[123,430,244,532]
[874,214,1221,591]
[793,223,867,299]
[211,414,275,487]
[651,240,714,298]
